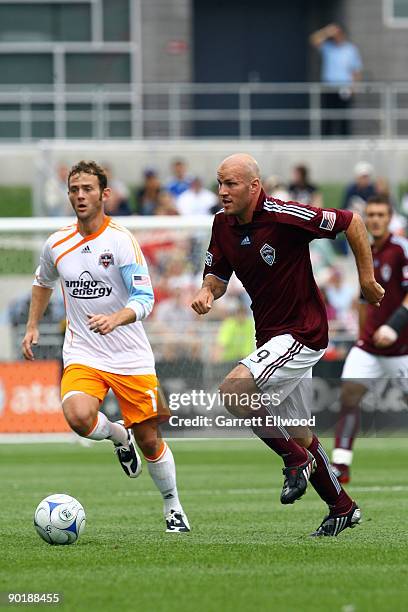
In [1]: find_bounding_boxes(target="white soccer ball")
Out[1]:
[34,494,86,545]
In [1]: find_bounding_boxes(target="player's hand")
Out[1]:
[373,324,398,348]
[22,327,39,360]
[87,313,117,335]
[191,287,214,315]
[361,279,385,307]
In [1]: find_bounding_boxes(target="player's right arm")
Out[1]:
[191,217,232,315]
[22,238,59,360]
[192,275,227,315]
[22,286,53,360]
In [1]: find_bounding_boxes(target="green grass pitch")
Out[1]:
[1,438,407,612]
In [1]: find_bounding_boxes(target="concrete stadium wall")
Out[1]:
[344,0,408,81]
[141,0,191,83]
[1,140,408,188]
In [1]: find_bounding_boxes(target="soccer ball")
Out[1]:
[34,494,86,545]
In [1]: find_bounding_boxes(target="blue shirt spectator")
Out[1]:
[166,159,191,200]
[320,40,362,85]
[310,23,363,86]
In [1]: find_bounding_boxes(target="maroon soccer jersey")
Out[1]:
[203,191,353,350]
[357,233,408,356]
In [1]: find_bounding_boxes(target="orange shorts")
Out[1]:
[61,364,169,428]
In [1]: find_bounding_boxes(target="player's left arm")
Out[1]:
[87,306,138,335]
[345,213,384,307]
[272,201,384,305]
[372,251,408,348]
[88,234,154,336]
[372,294,408,348]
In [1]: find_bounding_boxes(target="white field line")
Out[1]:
[116,484,408,498]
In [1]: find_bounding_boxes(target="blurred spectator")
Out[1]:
[288,164,322,207]
[399,187,408,218]
[104,165,132,216]
[166,159,192,200]
[325,267,355,320]
[136,168,161,215]
[320,287,337,323]
[310,23,363,136]
[176,177,218,216]
[310,239,336,286]
[342,162,376,214]
[152,285,199,359]
[44,164,71,216]
[214,300,255,362]
[154,190,179,216]
[264,175,290,201]
[9,290,65,361]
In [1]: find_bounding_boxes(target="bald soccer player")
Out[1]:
[192,154,384,537]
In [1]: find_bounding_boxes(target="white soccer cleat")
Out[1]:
[114,428,142,478]
[165,509,190,533]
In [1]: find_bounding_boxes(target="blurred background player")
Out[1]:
[22,160,190,533]
[192,153,384,537]
[332,195,408,483]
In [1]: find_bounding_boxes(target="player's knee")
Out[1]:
[219,379,251,417]
[63,401,95,436]
[138,437,160,458]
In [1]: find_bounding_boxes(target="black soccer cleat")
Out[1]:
[310,501,361,537]
[280,450,316,505]
[114,428,142,478]
[165,509,190,533]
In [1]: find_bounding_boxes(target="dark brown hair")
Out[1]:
[366,194,393,213]
[68,160,108,191]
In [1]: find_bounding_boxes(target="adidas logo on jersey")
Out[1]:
[241,235,251,246]
[81,245,91,253]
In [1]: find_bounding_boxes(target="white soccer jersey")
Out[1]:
[33,216,155,375]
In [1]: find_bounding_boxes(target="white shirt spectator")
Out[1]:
[176,178,217,216]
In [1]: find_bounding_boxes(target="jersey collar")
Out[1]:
[372,232,392,255]
[225,190,267,226]
[76,215,111,240]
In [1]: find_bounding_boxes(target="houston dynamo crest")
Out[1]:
[99,251,114,268]
[260,243,275,266]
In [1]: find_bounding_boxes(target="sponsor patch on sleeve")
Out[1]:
[132,274,151,287]
[205,251,213,266]
[319,210,336,231]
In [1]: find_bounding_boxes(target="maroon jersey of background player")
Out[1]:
[204,190,353,350]
[357,233,408,356]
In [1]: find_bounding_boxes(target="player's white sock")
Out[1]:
[86,411,128,446]
[146,443,183,515]
[332,448,353,466]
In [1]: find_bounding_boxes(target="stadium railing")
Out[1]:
[0,81,406,141]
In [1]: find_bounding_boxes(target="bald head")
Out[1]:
[216,153,262,223]
[218,153,260,182]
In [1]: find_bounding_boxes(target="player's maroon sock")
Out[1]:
[308,435,352,514]
[334,401,360,452]
[252,407,309,467]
